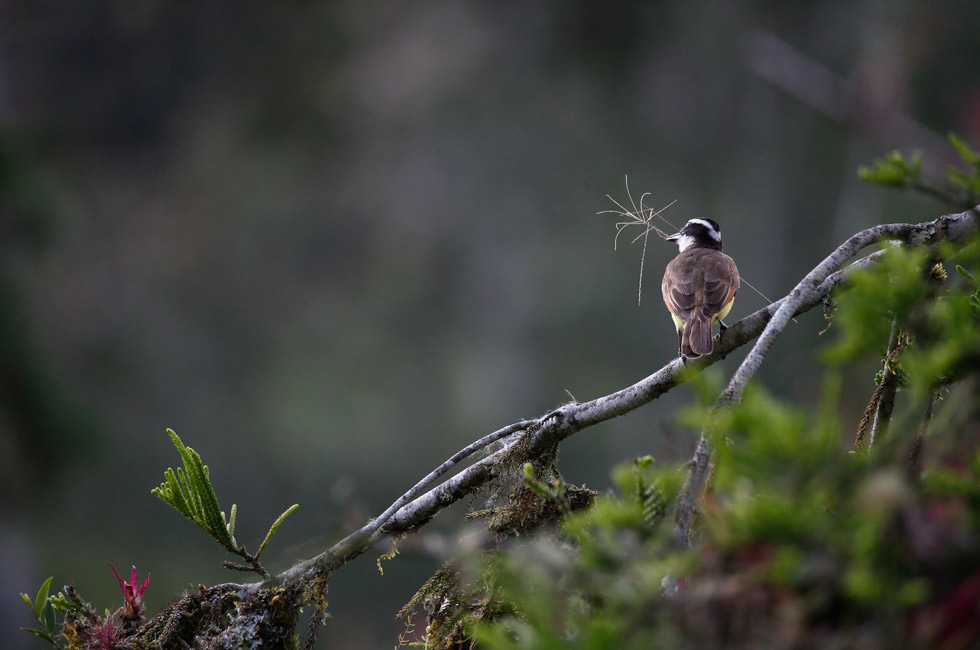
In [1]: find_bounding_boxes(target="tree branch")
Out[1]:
[248,207,979,594]
[673,207,979,543]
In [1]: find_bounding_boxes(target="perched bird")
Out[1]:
[661,218,740,359]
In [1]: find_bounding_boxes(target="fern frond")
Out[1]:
[153,428,297,577]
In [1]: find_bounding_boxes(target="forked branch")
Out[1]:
[255,206,977,594]
[673,206,979,543]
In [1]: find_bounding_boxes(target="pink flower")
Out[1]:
[108,564,149,622]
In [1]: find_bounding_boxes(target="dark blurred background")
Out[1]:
[2,1,978,648]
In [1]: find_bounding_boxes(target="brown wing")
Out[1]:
[700,252,739,321]
[662,254,699,322]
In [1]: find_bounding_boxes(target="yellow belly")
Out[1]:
[671,298,735,331]
[715,297,734,323]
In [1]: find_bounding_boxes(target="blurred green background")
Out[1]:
[2,2,978,648]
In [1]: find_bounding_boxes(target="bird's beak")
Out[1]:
[666,232,680,242]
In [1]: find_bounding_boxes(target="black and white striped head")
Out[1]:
[666,218,723,252]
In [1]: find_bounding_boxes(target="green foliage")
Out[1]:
[256,503,300,562]
[152,429,234,548]
[612,455,674,526]
[446,187,980,648]
[468,376,980,649]
[900,239,980,391]
[693,378,844,546]
[823,245,930,362]
[20,577,59,647]
[954,264,980,315]
[398,459,598,649]
[20,578,125,649]
[151,428,298,577]
[825,234,980,393]
[948,132,980,167]
[858,149,921,188]
[945,132,980,197]
[471,457,690,650]
[858,133,980,206]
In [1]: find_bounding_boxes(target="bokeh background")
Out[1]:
[3,2,979,648]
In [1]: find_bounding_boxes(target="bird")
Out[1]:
[661,218,740,359]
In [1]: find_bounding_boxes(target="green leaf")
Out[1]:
[42,601,55,634]
[20,628,55,644]
[254,504,299,561]
[956,264,974,280]
[166,427,185,454]
[153,432,195,517]
[948,131,980,166]
[34,576,53,622]
[21,592,34,616]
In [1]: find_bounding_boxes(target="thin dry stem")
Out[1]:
[599,176,676,304]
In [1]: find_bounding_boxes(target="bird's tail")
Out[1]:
[683,314,713,358]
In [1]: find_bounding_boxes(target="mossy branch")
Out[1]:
[151,428,298,579]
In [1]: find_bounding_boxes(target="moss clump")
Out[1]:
[118,583,301,650]
[397,441,596,649]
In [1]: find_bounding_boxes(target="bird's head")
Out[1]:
[666,218,723,252]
